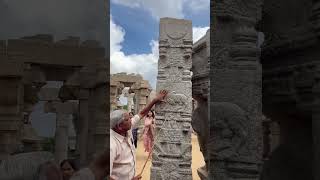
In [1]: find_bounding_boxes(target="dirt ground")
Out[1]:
[136,133,205,180]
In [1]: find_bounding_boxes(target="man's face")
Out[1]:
[118,112,132,131]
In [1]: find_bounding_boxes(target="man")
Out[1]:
[110,90,168,180]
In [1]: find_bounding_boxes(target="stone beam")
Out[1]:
[6,36,105,67]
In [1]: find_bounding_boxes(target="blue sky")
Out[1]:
[110,0,210,91]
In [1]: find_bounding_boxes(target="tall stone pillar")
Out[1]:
[44,100,78,163]
[127,93,135,112]
[313,67,320,180]
[191,30,210,179]
[133,89,141,114]
[0,61,24,160]
[55,113,69,163]
[87,61,108,161]
[151,18,193,180]
[210,0,262,179]
[110,80,118,111]
[79,89,89,166]
[88,84,108,159]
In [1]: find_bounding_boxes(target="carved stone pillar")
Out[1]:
[191,29,210,180]
[127,93,135,112]
[313,67,320,180]
[151,18,193,180]
[78,89,89,166]
[45,101,77,163]
[110,80,118,111]
[133,89,141,114]
[89,84,108,158]
[55,113,69,163]
[0,61,24,160]
[210,0,263,179]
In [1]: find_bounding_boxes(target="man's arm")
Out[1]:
[137,90,168,118]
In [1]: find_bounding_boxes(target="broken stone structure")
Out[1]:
[0,34,108,167]
[151,18,193,179]
[110,73,152,113]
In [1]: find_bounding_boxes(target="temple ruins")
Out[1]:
[110,73,152,113]
[0,34,108,168]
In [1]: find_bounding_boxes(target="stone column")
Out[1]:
[78,89,89,166]
[151,18,193,180]
[313,67,320,180]
[210,0,262,179]
[45,101,77,163]
[55,113,69,163]
[110,80,118,110]
[127,93,135,112]
[88,85,108,160]
[191,29,210,179]
[133,89,141,114]
[0,61,24,160]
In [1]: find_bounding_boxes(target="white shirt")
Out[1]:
[110,114,141,180]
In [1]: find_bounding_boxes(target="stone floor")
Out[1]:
[136,133,205,180]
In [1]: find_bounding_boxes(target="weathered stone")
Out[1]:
[190,29,210,179]
[151,17,193,180]
[0,76,24,160]
[259,0,315,179]
[210,0,263,179]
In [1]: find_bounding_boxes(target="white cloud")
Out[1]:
[111,0,185,19]
[184,0,210,13]
[110,16,125,54]
[110,18,209,90]
[110,17,158,89]
[193,26,209,43]
[111,0,209,20]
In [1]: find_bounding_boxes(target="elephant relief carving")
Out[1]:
[165,91,188,106]
[209,102,249,160]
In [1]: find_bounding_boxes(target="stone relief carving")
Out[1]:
[210,102,249,160]
[152,18,192,179]
[166,92,188,106]
[161,162,181,179]
[212,47,229,69]
[165,23,188,40]
[157,91,191,112]
[213,0,262,22]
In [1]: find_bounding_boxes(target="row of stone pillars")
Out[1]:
[0,61,108,167]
